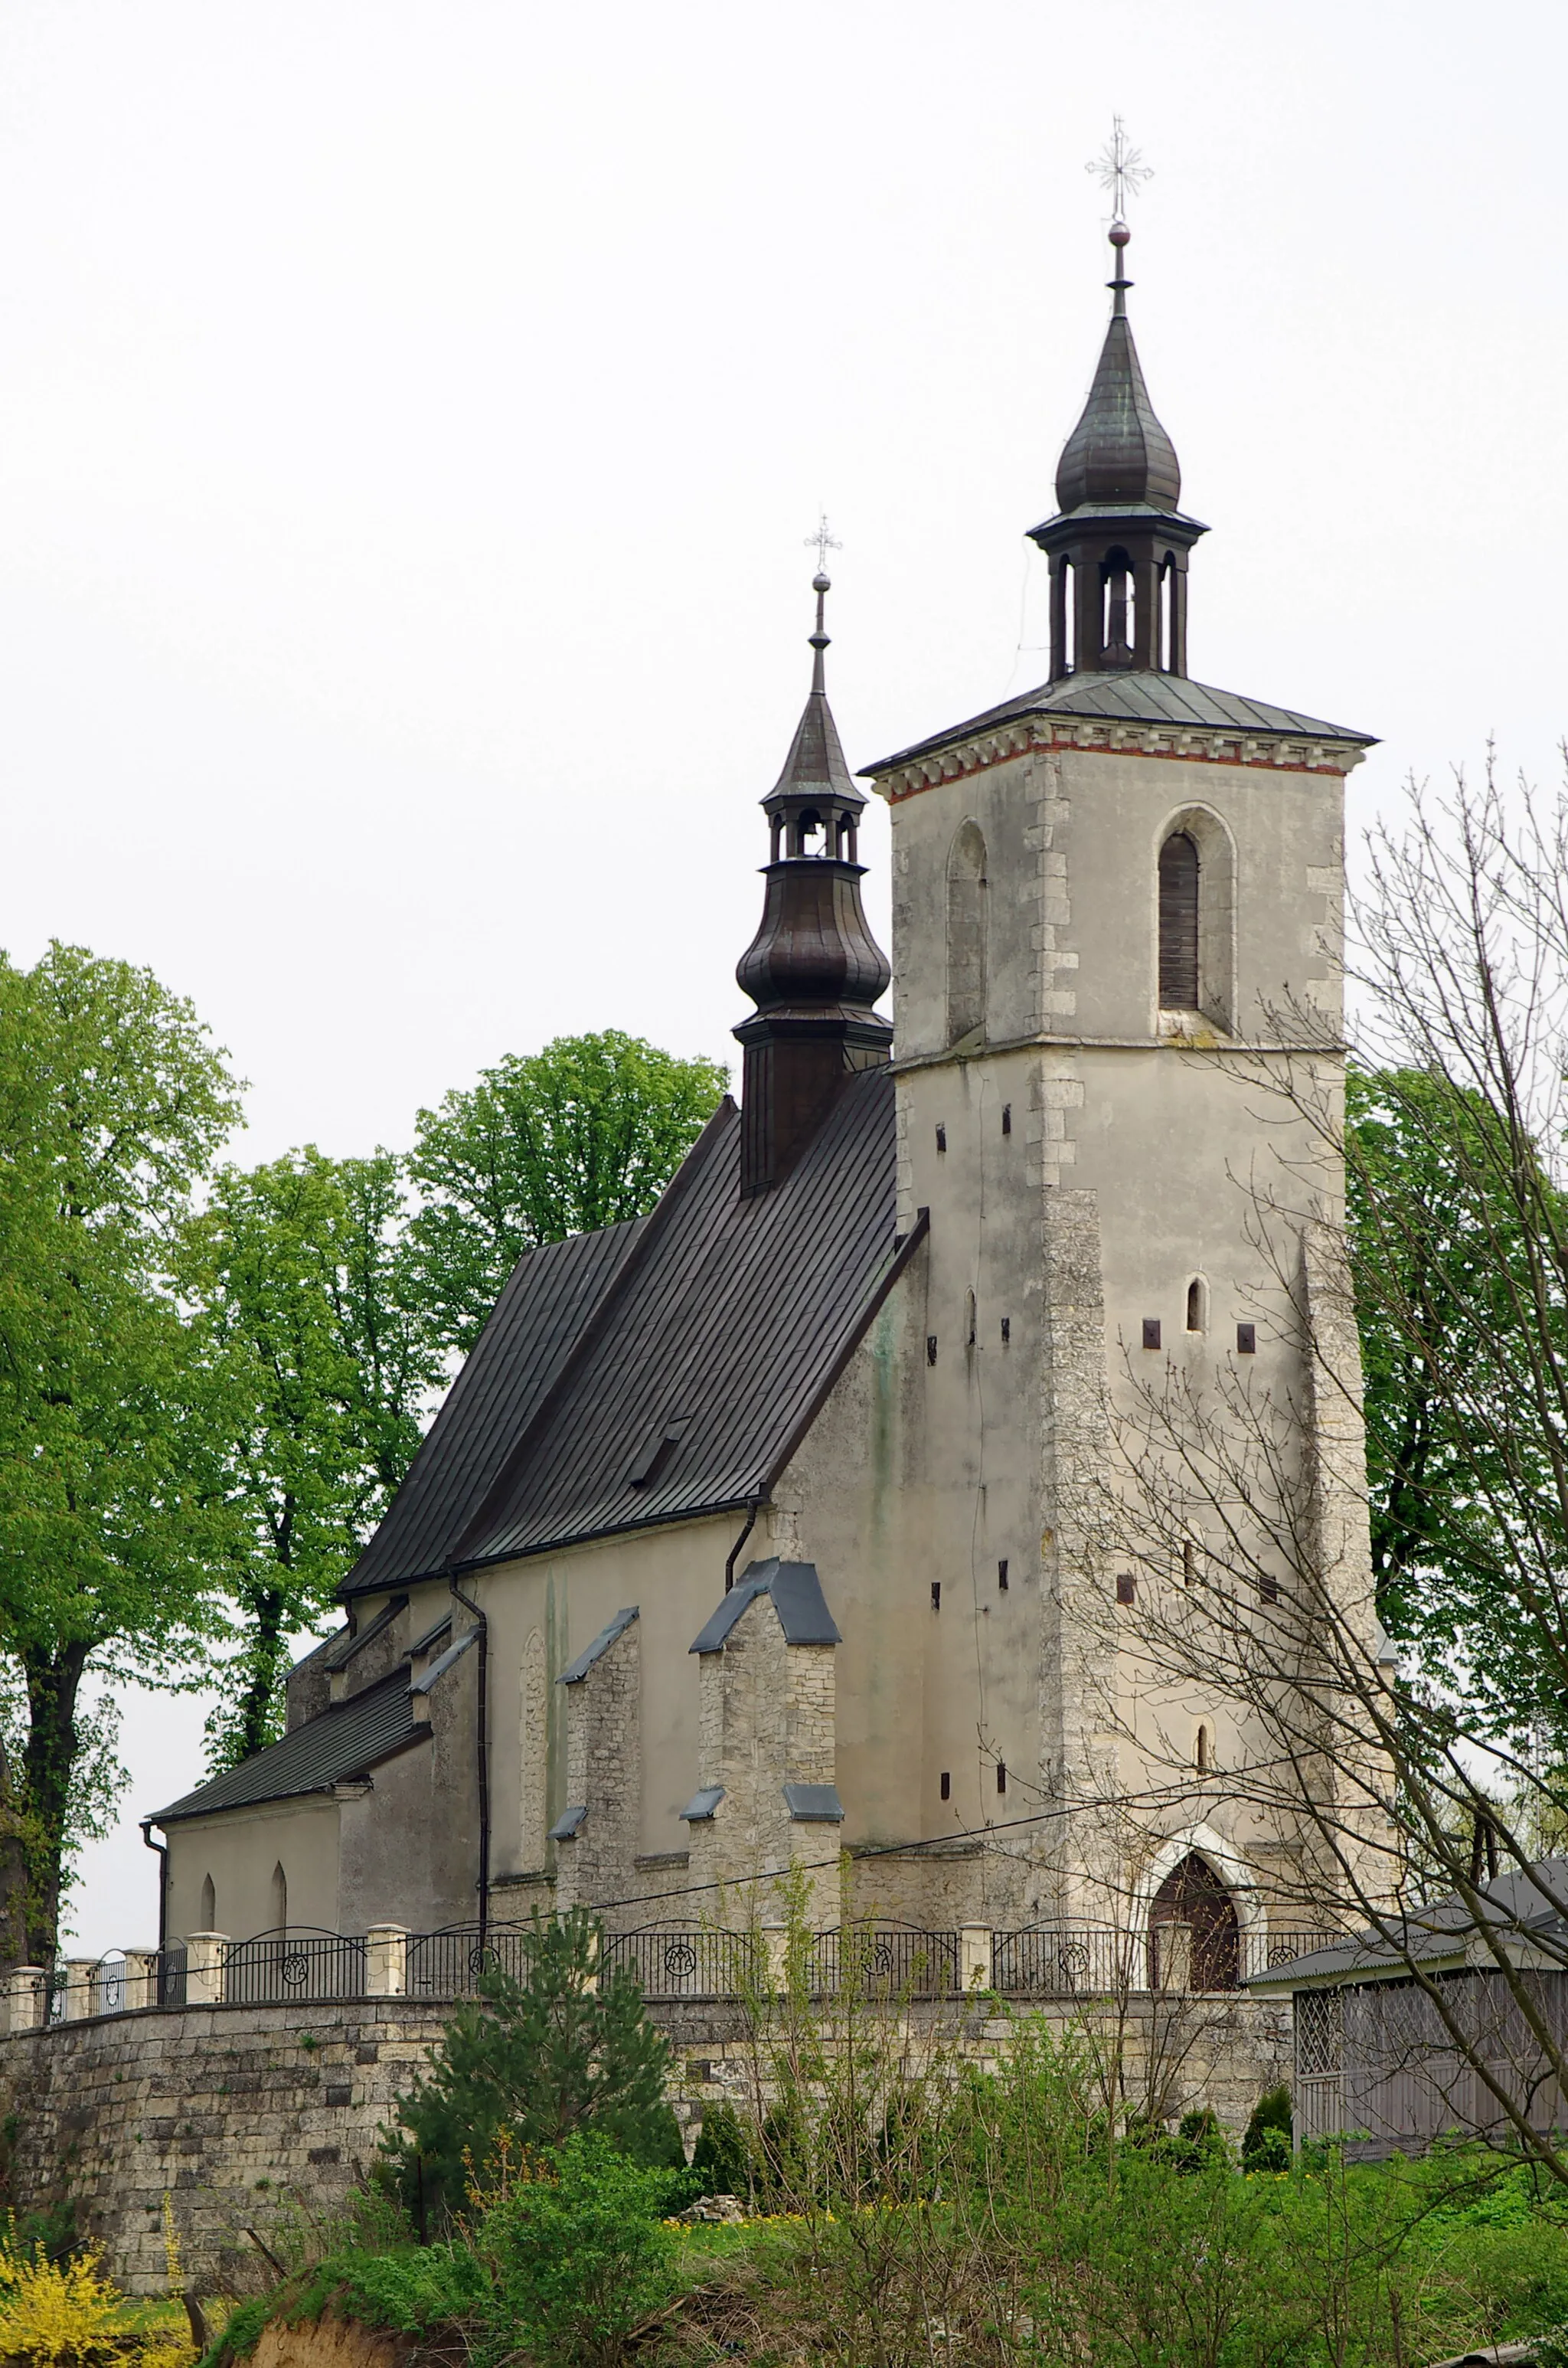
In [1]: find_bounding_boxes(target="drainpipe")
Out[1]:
[447,1571,490,1952]
[141,1820,167,1958]
[724,1498,764,1594]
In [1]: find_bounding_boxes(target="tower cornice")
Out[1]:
[866,710,1370,804]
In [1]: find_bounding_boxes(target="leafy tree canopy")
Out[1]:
[408,1031,727,1355]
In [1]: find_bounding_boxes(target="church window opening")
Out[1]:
[965,1289,977,1348]
[1101,548,1134,662]
[200,1873,216,1931]
[931,1583,941,1612]
[1186,1277,1207,1333]
[1116,1571,1136,1605]
[940,1771,951,1801]
[998,1558,1009,1591]
[1001,1316,1011,1344]
[1142,1317,1161,1350]
[1236,1322,1256,1355]
[1150,1851,1240,1992]
[269,1862,287,1934]
[834,810,858,860]
[996,1761,1007,1795]
[936,1123,946,1153]
[946,822,988,1044]
[1159,831,1200,1007]
[1194,1724,1211,1774]
[1001,1103,1011,1135]
[926,1334,938,1366]
[792,807,824,857]
[1182,1539,1197,1588]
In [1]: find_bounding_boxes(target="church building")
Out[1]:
[150,218,1375,1967]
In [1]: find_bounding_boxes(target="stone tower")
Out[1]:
[859,218,1375,1936]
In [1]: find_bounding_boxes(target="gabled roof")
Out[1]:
[344,1213,645,1595]
[343,1069,910,1595]
[863,669,1374,777]
[152,1671,424,1825]
[689,1558,841,1653]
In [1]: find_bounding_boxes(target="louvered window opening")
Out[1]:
[1158,831,1200,1008]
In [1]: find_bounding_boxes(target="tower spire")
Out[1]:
[733,562,891,1199]
[1031,132,1205,680]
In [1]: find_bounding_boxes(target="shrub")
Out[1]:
[383,1907,675,2227]
[0,2242,134,2364]
[691,2103,751,2197]
[1241,2082,1292,2172]
[475,2132,683,2367]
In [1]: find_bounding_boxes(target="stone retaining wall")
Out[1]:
[0,1990,1292,2294]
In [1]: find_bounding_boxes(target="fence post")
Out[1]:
[121,1951,159,2011]
[364,1926,408,1997]
[60,1958,96,2022]
[2,1968,46,2033]
[762,1927,788,1993]
[959,1925,992,1993]
[183,1931,229,2006]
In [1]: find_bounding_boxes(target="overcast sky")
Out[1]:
[3,0,1557,1951]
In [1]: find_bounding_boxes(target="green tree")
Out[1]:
[1345,1060,1568,1744]
[182,1147,443,1768]
[384,1907,675,2225]
[408,1032,727,1355]
[0,942,241,1963]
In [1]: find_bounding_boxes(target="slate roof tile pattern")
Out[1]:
[342,1069,903,1596]
[864,669,1374,777]
[1249,1858,1568,1989]
[152,1671,425,1823]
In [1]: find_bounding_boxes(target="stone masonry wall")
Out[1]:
[0,1989,1292,2296]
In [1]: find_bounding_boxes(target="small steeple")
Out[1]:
[1029,219,1206,679]
[734,571,892,1199]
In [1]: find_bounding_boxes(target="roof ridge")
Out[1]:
[447,1096,741,1570]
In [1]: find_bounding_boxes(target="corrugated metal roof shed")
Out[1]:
[864,669,1374,776]
[152,1671,424,1823]
[341,1068,904,1596]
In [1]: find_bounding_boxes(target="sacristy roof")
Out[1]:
[152,1670,425,1825]
[341,1069,908,1595]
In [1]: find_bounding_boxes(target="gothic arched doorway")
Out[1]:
[1149,1850,1240,1992]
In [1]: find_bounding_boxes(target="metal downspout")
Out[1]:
[447,1572,491,1951]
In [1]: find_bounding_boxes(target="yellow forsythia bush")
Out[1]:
[0,2242,133,2364]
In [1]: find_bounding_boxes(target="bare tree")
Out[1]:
[1094,761,1568,2176]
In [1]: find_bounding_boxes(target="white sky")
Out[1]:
[3,0,1559,1951]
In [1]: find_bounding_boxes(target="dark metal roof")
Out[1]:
[1248,1859,1568,1991]
[681,1786,724,1822]
[689,1558,841,1653]
[559,1607,639,1686]
[864,669,1375,777]
[343,1212,646,1596]
[549,1804,588,1840]
[151,1671,425,1825]
[344,1071,907,1594]
[783,1782,844,1822]
[1054,309,1181,514]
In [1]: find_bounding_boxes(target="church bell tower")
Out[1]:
[854,208,1377,1931]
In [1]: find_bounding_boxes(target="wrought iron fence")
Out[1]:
[404,1924,535,1998]
[221,1931,366,2004]
[808,1925,962,2000]
[600,1927,762,1998]
[990,1925,1339,1997]
[158,1944,187,2007]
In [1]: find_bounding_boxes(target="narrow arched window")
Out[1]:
[946,822,988,1044]
[1186,1277,1207,1333]
[200,1872,216,1931]
[1194,1724,1211,1774]
[269,1862,287,1935]
[1158,831,1200,1008]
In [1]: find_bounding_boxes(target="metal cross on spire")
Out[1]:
[1086,116,1152,224]
[805,511,841,577]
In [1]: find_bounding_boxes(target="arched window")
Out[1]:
[946,822,988,1045]
[1158,831,1200,1009]
[199,1872,216,1931]
[1186,1277,1208,1333]
[269,1862,287,1935]
[1194,1724,1211,1774]
[1150,1851,1240,1992]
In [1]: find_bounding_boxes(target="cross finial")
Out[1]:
[1086,116,1152,225]
[805,510,841,577]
